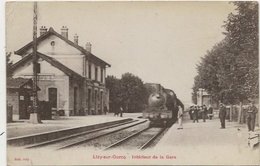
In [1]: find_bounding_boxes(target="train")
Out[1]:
[143,83,184,127]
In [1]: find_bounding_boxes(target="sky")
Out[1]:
[5,1,236,104]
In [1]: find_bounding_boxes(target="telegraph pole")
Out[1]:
[30,1,41,123]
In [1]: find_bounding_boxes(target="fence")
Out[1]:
[225,103,259,126]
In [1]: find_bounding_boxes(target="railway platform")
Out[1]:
[155,112,260,165]
[7,113,142,146]
[6,112,259,165]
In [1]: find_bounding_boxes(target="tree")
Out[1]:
[192,2,258,104]
[192,41,228,104]
[106,75,122,113]
[120,73,148,113]
[6,52,13,78]
[224,2,258,100]
[106,73,148,113]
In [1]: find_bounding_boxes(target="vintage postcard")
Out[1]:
[4,1,260,165]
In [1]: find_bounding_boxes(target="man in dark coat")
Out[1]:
[193,106,199,123]
[202,105,207,122]
[189,106,193,120]
[208,105,213,120]
[246,101,258,132]
[219,103,226,129]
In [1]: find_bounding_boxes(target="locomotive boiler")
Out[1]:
[143,83,183,126]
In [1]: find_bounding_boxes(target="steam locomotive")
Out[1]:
[143,83,184,127]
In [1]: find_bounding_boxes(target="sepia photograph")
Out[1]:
[4,1,259,165]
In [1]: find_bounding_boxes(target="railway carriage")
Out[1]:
[143,83,183,127]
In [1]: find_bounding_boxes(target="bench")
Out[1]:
[248,131,260,148]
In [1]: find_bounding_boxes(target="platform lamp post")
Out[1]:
[29,1,41,124]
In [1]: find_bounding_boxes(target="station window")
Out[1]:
[88,64,92,79]
[87,89,91,106]
[50,41,55,46]
[95,67,98,81]
[92,89,95,102]
[101,68,103,83]
[36,62,40,73]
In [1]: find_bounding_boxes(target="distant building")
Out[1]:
[9,26,110,119]
[197,88,212,106]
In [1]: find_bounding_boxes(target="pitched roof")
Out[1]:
[14,27,111,67]
[10,53,33,71]
[7,77,30,89]
[10,52,84,80]
[7,77,40,90]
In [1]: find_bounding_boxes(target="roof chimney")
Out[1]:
[74,34,79,45]
[85,42,92,52]
[61,26,68,39]
[40,26,47,36]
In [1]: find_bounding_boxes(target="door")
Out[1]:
[74,87,78,114]
[100,91,103,113]
[95,90,97,114]
[48,88,57,113]
[88,89,91,114]
[19,91,31,119]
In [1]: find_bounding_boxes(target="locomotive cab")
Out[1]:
[143,83,182,127]
[143,92,173,127]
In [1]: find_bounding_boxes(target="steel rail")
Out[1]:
[57,120,148,150]
[25,119,138,149]
[104,127,151,150]
[139,127,166,150]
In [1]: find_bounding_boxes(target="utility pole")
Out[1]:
[30,1,41,124]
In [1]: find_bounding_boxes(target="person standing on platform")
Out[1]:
[114,104,119,116]
[219,103,226,129]
[193,105,199,123]
[246,101,258,132]
[189,106,193,120]
[202,105,208,122]
[177,105,184,129]
[119,106,123,117]
[104,105,108,115]
[208,105,213,120]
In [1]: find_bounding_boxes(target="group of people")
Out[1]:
[114,106,124,117]
[189,101,258,131]
[219,101,258,132]
[189,104,213,123]
[218,101,258,131]
[110,101,258,133]
[177,104,212,130]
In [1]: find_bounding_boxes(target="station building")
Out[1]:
[196,88,212,106]
[9,26,110,120]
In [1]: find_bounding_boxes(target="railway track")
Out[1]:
[25,119,170,151]
[104,127,168,150]
[25,119,148,150]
